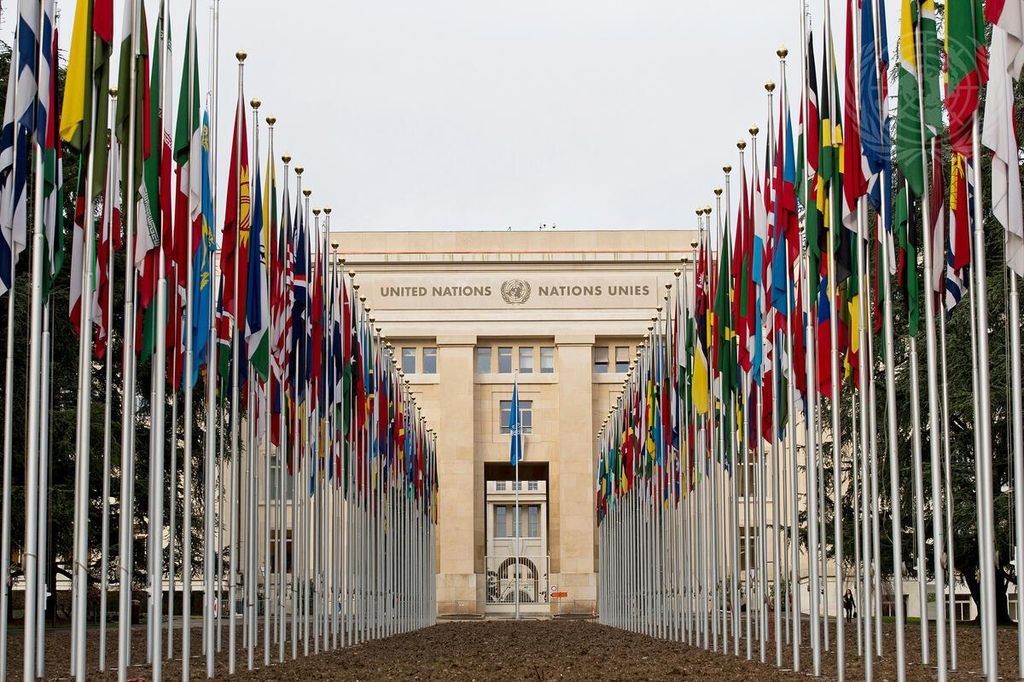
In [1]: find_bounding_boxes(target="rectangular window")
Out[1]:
[495,506,507,537]
[476,347,492,374]
[422,347,438,374]
[512,481,522,492]
[528,480,538,491]
[540,347,555,374]
[495,481,506,491]
[401,347,417,375]
[499,400,533,434]
[594,346,609,373]
[528,505,539,537]
[615,346,630,373]
[498,346,513,373]
[518,347,534,374]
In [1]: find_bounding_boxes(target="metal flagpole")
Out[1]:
[749,123,770,666]
[1009,271,1024,679]
[22,1,50,670]
[763,77,784,669]
[205,261,219,676]
[264,114,278,668]
[149,87,169,682]
[227,50,247,675]
[514,371,521,620]
[819,10,844,679]
[909,329,928,665]
[37,304,52,679]
[98,92,117,673]
[0,77,18,681]
[65,49,106,682]
[246,98,262,671]
[970,109,997,681]
[118,3,145,676]
[775,46,803,672]
[857,203,874,682]
[937,287,957,672]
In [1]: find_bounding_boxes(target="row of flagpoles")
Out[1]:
[597,1,1024,681]
[0,1,440,681]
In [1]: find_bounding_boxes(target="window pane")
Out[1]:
[422,347,438,374]
[496,506,506,537]
[495,481,506,491]
[521,400,533,433]
[498,347,513,373]
[499,400,511,433]
[528,506,539,537]
[615,346,630,373]
[476,347,492,374]
[528,480,538,491]
[518,347,534,373]
[594,346,609,373]
[540,347,554,374]
[401,347,416,374]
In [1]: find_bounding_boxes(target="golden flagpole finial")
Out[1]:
[236,50,248,62]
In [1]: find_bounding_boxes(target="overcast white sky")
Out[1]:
[8,1,899,233]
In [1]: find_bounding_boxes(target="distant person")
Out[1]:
[843,589,856,623]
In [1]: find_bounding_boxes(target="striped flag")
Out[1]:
[217,93,251,379]
[945,153,971,312]
[246,140,270,382]
[42,24,63,298]
[896,0,941,196]
[0,0,43,296]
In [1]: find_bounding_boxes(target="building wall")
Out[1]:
[340,229,691,614]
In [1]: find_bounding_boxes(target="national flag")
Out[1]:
[860,0,896,276]
[246,142,270,381]
[217,93,251,376]
[946,0,987,154]
[896,0,941,196]
[986,0,1024,77]
[95,136,121,359]
[928,139,945,306]
[138,2,170,366]
[691,237,710,415]
[945,153,971,312]
[0,0,44,296]
[895,185,921,336]
[983,21,1024,277]
[507,376,524,466]
[177,8,203,388]
[42,26,63,298]
[193,111,215,383]
[290,197,309,403]
[842,0,869,233]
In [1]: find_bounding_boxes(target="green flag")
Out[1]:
[896,0,941,196]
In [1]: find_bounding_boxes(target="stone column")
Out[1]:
[435,335,478,614]
[553,334,597,613]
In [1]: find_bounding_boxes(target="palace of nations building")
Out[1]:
[343,229,691,616]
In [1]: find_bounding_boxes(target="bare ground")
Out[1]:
[4,617,1020,680]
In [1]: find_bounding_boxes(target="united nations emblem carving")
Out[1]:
[500,279,531,305]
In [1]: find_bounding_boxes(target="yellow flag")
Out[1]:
[60,0,91,147]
